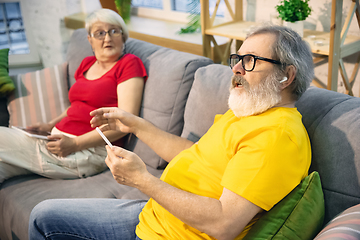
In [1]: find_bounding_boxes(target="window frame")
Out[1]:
[1,0,41,67]
[133,0,226,23]
[133,0,192,23]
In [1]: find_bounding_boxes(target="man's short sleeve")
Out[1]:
[221,126,309,211]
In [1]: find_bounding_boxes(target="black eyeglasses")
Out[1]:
[229,54,283,71]
[90,28,123,40]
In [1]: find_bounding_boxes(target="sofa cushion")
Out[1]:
[314,203,360,239]
[296,87,360,224]
[7,63,70,127]
[243,171,325,240]
[66,28,93,87]
[124,38,162,62]
[124,48,213,174]
[181,64,232,141]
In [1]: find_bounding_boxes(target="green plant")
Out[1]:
[178,0,201,34]
[275,0,312,23]
[114,0,132,23]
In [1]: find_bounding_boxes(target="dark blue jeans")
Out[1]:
[29,198,147,240]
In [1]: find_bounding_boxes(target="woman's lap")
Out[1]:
[0,127,107,182]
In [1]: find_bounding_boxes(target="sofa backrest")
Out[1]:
[124,42,213,175]
[66,29,93,87]
[296,87,360,224]
[66,29,213,176]
[181,64,232,141]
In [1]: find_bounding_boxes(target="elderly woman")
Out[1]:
[0,9,147,183]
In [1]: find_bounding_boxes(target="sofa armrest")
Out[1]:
[314,203,360,239]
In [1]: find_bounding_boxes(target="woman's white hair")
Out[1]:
[85,8,129,43]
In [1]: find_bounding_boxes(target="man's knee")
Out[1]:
[29,199,61,239]
[30,199,62,229]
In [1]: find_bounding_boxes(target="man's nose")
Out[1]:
[232,61,245,75]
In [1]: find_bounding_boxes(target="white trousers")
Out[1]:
[0,127,108,183]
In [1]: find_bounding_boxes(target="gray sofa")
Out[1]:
[1,28,360,240]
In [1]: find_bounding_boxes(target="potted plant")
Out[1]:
[275,0,312,37]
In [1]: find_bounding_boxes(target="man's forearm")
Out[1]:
[137,172,247,240]
[134,117,194,162]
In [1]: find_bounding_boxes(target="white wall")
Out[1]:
[20,0,100,68]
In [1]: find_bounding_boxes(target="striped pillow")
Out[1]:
[314,204,360,239]
[8,63,70,127]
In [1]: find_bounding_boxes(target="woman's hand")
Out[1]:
[46,134,78,157]
[27,122,53,132]
[105,145,148,188]
[90,107,138,134]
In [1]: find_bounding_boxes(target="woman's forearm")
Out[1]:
[49,107,69,128]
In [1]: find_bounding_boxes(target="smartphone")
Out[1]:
[11,126,50,140]
[95,127,113,148]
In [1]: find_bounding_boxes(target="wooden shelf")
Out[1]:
[64,13,228,62]
[204,21,255,40]
[64,12,87,29]
[204,19,360,57]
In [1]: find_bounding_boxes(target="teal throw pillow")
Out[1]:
[243,171,325,240]
[0,48,15,97]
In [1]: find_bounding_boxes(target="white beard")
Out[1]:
[228,74,282,118]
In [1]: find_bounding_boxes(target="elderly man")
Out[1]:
[29,25,314,240]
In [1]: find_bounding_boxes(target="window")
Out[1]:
[0,0,40,66]
[172,0,225,16]
[132,0,225,22]
[132,0,162,9]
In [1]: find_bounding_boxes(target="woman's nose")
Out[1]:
[104,32,112,41]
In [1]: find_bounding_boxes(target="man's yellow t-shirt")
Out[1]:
[136,107,311,240]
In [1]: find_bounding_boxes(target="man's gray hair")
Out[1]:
[247,25,314,99]
[85,8,129,43]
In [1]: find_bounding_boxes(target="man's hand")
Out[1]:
[105,145,149,188]
[91,107,194,163]
[90,107,137,134]
[46,134,77,157]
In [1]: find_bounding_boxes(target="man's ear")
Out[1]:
[281,65,296,89]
